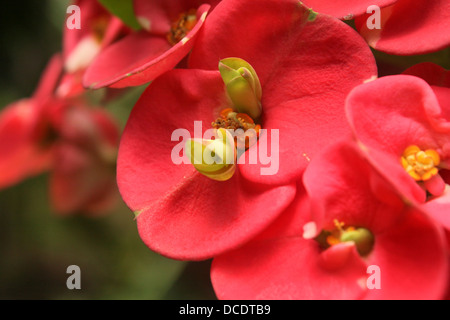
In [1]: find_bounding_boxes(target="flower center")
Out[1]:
[186,58,262,181]
[92,16,110,43]
[401,145,440,181]
[212,108,261,150]
[315,220,374,256]
[167,9,198,45]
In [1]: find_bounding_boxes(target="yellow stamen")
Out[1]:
[401,145,440,181]
[212,108,261,150]
[167,9,198,45]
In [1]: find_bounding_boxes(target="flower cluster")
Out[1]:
[2,0,449,299]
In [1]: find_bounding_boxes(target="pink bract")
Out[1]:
[346,74,450,229]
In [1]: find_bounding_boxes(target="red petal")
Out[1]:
[0,100,52,188]
[50,106,120,215]
[83,4,211,89]
[64,0,110,60]
[301,0,397,19]
[211,237,367,299]
[365,207,448,299]
[303,141,407,233]
[32,54,63,100]
[50,142,118,215]
[117,69,296,260]
[133,0,221,33]
[422,186,450,230]
[355,0,450,55]
[190,0,377,184]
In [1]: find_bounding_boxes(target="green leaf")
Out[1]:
[98,0,141,31]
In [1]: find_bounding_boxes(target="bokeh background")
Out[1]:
[0,0,448,300]
[0,0,215,300]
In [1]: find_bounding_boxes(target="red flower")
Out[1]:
[0,54,63,188]
[346,73,450,229]
[117,0,376,260]
[82,0,220,89]
[211,142,448,299]
[60,0,129,98]
[50,105,120,215]
[354,0,450,55]
[0,54,121,215]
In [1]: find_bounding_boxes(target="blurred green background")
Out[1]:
[0,0,215,300]
[0,0,448,300]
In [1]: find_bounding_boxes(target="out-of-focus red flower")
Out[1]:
[354,0,450,55]
[0,54,63,188]
[346,74,450,229]
[0,53,121,215]
[82,0,221,89]
[117,0,377,261]
[60,0,129,98]
[211,142,448,299]
[50,105,120,215]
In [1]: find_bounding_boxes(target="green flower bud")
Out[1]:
[186,128,236,181]
[219,58,262,120]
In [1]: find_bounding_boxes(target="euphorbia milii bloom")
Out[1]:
[189,0,377,186]
[403,62,450,109]
[346,74,450,229]
[50,105,120,215]
[301,0,397,20]
[211,142,448,299]
[0,53,121,215]
[354,0,450,55]
[83,0,220,89]
[117,0,377,260]
[60,0,129,98]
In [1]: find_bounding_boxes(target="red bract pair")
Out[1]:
[117,0,377,260]
[303,0,450,55]
[0,54,120,215]
[83,0,221,89]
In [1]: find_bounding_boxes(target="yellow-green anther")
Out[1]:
[340,228,375,256]
[185,128,236,181]
[219,58,262,120]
